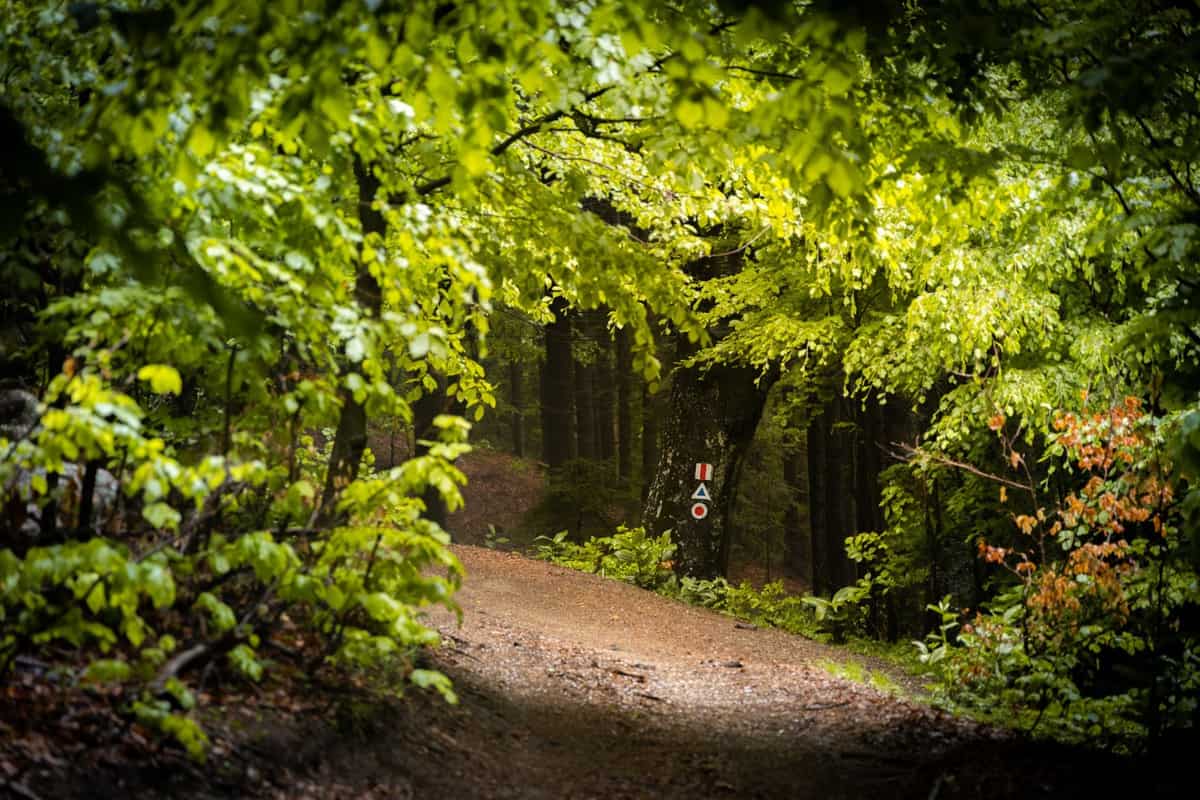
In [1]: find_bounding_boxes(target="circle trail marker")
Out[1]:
[690,502,709,520]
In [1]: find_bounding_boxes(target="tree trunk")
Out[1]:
[316,154,384,526]
[855,402,885,536]
[640,381,659,503]
[825,398,855,590]
[573,320,596,461]
[807,411,829,595]
[412,378,451,529]
[594,326,616,470]
[509,359,525,458]
[541,296,573,468]
[641,338,773,579]
[782,448,809,583]
[615,326,634,483]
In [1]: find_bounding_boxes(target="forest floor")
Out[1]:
[4,544,1189,799]
[4,448,1189,798]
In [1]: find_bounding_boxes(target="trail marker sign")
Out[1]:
[691,483,711,501]
[690,502,709,520]
[695,463,712,481]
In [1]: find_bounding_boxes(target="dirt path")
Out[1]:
[6,544,1176,799]
[392,546,1136,799]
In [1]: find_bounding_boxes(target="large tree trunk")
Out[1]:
[594,324,617,470]
[541,296,573,468]
[411,377,455,529]
[855,403,885,536]
[807,410,829,595]
[615,327,634,484]
[640,381,659,503]
[509,359,525,458]
[782,448,809,584]
[825,397,858,590]
[641,338,773,579]
[316,155,384,526]
[573,318,596,461]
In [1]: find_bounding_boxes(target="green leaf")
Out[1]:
[187,125,215,159]
[195,592,236,633]
[143,502,181,532]
[826,160,855,197]
[410,668,458,704]
[675,98,704,129]
[137,365,183,395]
[83,658,132,683]
[228,643,263,681]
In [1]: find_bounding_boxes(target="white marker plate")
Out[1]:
[695,463,712,481]
[690,502,709,520]
[691,482,711,501]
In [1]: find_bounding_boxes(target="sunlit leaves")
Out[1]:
[137,365,183,396]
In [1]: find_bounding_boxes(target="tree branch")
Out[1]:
[892,443,1033,493]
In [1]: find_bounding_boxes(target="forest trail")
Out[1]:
[384,545,1124,800]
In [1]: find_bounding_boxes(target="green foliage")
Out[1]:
[801,585,869,644]
[917,398,1200,749]
[721,580,816,637]
[534,526,675,590]
[535,527,820,637]
[4,0,1200,763]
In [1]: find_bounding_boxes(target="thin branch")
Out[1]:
[1130,114,1200,208]
[700,226,771,260]
[518,139,672,198]
[411,84,616,198]
[892,442,1033,493]
[725,64,804,82]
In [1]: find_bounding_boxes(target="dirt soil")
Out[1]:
[445,450,546,546]
[396,546,1174,799]
[5,545,1185,800]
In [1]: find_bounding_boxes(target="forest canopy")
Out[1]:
[2,0,1198,760]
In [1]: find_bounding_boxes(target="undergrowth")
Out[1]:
[530,526,929,669]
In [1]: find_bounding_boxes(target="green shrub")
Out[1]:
[535,528,820,638]
[533,525,675,590]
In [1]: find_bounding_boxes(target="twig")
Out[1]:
[892,443,1032,493]
[517,139,673,198]
[700,226,771,260]
[2,779,44,800]
[151,643,210,691]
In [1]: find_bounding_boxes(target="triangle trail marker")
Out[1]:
[691,483,711,501]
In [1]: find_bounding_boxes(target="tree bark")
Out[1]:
[855,402,885,536]
[573,317,596,461]
[640,381,659,503]
[316,154,384,526]
[825,397,855,590]
[782,448,809,583]
[807,411,829,595]
[594,325,617,469]
[412,378,450,529]
[509,359,525,458]
[615,326,634,483]
[541,296,573,468]
[641,337,773,579]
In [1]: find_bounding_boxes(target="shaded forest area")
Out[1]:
[2,0,1200,795]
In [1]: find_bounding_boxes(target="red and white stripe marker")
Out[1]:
[694,462,712,481]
